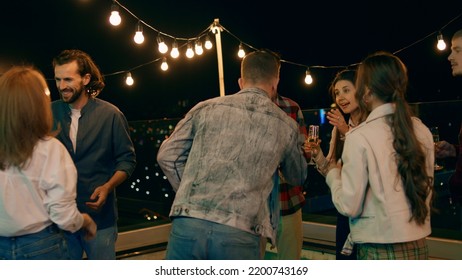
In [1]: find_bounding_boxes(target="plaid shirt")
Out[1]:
[275,95,307,215]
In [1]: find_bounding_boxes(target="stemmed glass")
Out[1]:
[307,125,319,165]
[430,126,444,171]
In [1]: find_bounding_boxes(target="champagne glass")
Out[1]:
[430,126,444,171]
[307,125,319,165]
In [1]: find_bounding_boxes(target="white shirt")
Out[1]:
[0,137,83,236]
[70,107,81,153]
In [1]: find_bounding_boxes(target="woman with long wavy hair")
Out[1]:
[325,51,434,259]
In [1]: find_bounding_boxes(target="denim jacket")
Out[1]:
[157,88,307,243]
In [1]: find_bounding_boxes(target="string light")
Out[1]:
[204,35,213,49]
[237,43,245,58]
[170,40,179,59]
[109,2,121,26]
[195,40,204,55]
[106,1,462,92]
[186,41,195,58]
[133,21,144,44]
[161,57,169,71]
[304,69,313,85]
[125,72,134,86]
[157,35,169,54]
[437,32,447,51]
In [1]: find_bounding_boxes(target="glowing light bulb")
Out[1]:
[195,40,204,55]
[170,40,179,58]
[125,72,134,86]
[133,22,144,44]
[238,43,245,58]
[109,4,121,26]
[134,31,144,44]
[161,57,169,71]
[157,36,168,54]
[186,42,194,58]
[304,69,313,85]
[204,35,213,49]
[437,33,446,51]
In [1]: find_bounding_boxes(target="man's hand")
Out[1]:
[86,185,109,211]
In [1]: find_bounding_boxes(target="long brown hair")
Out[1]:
[355,51,434,225]
[329,69,367,161]
[0,66,55,170]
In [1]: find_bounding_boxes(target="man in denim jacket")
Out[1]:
[157,50,307,259]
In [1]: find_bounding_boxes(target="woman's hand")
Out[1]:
[327,109,349,136]
[81,213,97,240]
[303,138,321,161]
[435,140,456,158]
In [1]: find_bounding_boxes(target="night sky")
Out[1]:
[1,0,461,121]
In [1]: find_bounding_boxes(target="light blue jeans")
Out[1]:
[0,224,69,260]
[166,217,261,260]
[64,226,117,260]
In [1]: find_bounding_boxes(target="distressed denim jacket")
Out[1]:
[157,88,307,243]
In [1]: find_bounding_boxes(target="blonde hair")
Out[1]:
[0,66,55,170]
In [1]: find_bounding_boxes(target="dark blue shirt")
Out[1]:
[52,98,136,229]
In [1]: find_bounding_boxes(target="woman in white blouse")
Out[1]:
[0,66,96,259]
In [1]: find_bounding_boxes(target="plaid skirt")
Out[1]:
[357,238,428,260]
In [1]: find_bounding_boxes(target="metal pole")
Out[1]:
[212,18,225,96]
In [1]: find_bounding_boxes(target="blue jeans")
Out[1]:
[64,226,117,260]
[166,217,261,260]
[0,224,69,260]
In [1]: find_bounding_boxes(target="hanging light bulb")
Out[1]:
[170,40,179,58]
[161,57,169,71]
[109,2,121,26]
[237,43,246,58]
[157,35,169,54]
[133,21,144,44]
[125,72,134,86]
[204,35,213,50]
[186,41,195,58]
[195,40,204,55]
[304,69,313,85]
[437,32,447,51]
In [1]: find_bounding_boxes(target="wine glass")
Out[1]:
[430,126,444,171]
[307,125,319,165]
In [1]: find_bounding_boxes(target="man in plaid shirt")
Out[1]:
[271,93,308,259]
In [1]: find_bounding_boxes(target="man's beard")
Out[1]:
[453,68,462,77]
[61,86,84,104]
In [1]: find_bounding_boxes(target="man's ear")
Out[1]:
[273,77,279,91]
[238,77,243,90]
[83,73,91,86]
